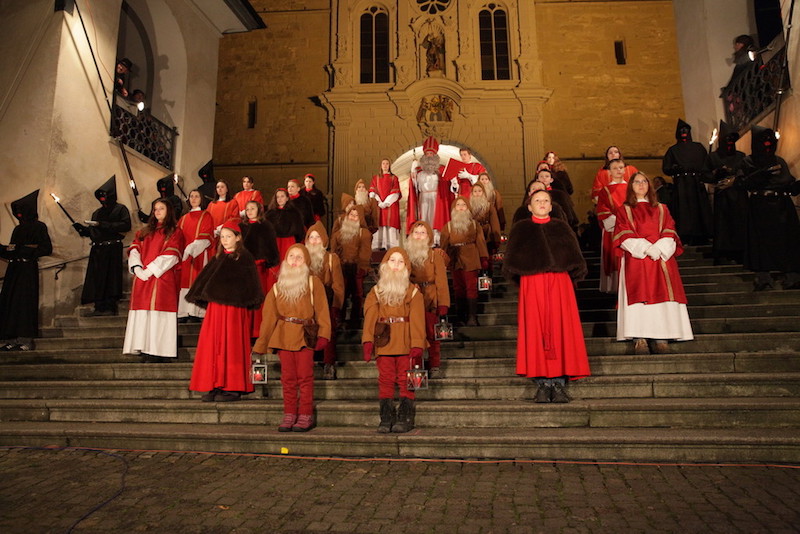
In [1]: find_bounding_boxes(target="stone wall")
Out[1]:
[535,0,685,217]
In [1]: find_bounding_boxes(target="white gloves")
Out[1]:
[134,267,152,281]
[646,245,662,261]
[601,215,616,233]
[458,170,479,184]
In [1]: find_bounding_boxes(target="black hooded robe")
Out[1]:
[707,138,748,262]
[741,128,800,275]
[662,119,713,244]
[0,191,52,341]
[76,177,132,308]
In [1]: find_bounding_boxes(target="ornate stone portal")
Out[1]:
[321,0,551,204]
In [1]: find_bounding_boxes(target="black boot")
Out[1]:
[392,397,415,433]
[465,299,479,326]
[377,399,395,434]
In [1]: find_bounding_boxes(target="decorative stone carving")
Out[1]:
[422,32,446,76]
[417,95,455,124]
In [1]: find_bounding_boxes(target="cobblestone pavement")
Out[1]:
[1,447,798,534]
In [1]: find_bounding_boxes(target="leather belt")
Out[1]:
[751,190,791,197]
[378,316,409,324]
[279,316,316,325]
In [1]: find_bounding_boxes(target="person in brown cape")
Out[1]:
[362,247,426,433]
[440,196,489,326]
[253,243,331,432]
[330,205,373,327]
[305,222,344,379]
[405,221,450,378]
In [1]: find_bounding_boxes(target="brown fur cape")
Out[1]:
[502,217,587,282]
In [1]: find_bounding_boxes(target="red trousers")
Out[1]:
[278,348,314,415]
[376,355,415,400]
[424,310,441,368]
[452,269,479,299]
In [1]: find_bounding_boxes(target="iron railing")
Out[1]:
[721,45,790,134]
[110,95,178,170]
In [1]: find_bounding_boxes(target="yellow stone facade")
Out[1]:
[213,0,685,221]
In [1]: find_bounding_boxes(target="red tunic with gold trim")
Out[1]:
[613,202,687,305]
[233,189,264,212]
[457,161,486,199]
[178,209,215,290]
[596,182,628,278]
[591,164,638,201]
[369,173,401,229]
[206,200,239,229]
[129,226,185,312]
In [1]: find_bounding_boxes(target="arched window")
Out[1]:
[479,4,510,81]
[360,7,390,84]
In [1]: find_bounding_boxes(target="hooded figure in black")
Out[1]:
[662,119,713,244]
[706,120,748,263]
[197,160,216,208]
[138,175,185,223]
[0,190,52,350]
[741,126,800,290]
[73,176,132,315]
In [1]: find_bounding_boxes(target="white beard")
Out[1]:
[470,195,490,218]
[307,243,326,277]
[449,209,473,235]
[481,180,495,204]
[420,153,440,175]
[276,263,310,304]
[405,237,430,269]
[355,190,369,206]
[339,218,360,244]
[376,263,410,307]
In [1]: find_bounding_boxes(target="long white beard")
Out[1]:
[376,263,409,307]
[307,243,326,276]
[481,181,495,204]
[449,209,473,235]
[276,263,310,304]
[339,218,360,244]
[405,237,430,269]
[470,195,490,218]
[420,153,440,175]
[355,190,369,206]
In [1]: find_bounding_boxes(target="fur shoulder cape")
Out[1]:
[241,220,280,266]
[502,218,587,282]
[185,249,265,309]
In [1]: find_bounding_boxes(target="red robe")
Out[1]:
[613,202,687,305]
[207,200,239,228]
[129,226,185,312]
[515,217,589,379]
[369,173,401,229]
[189,302,255,393]
[233,189,264,212]
[178,209,214,290]
[591,164,638,201]
[597,182,628,278]
[406,164,451,233]
[457,161,486,199]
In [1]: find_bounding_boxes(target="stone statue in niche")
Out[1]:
[422,32,446,75]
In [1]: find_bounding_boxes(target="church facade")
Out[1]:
[213,0,686,218]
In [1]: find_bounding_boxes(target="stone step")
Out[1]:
[1,372,798,401]
[1,398,798,430]
[3,351,796,382]
[1,422,797,462]
[39,313,800,341]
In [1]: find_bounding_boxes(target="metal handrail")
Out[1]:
[110,94,178,170]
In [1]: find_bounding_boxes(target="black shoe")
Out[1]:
[17,343,34,351]
[783,280,800,290]
[534,384,552,403]
[377,399,395,434]
[1,343,17,351]
[753,282,773,292]
[201,389,221,402]
[213,391,241,402]
[551,383,570,403]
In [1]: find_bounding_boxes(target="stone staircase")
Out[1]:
[1,246,799,462]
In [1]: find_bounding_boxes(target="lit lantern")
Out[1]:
[406,365,428,391]
[251,359,268,384]
[434,316,453,341]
